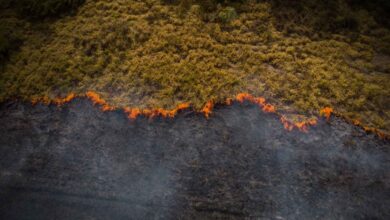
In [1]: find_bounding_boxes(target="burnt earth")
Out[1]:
[0,99,389,219]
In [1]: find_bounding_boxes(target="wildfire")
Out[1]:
[236,93,265,105]
[280,116,295,131]
[262,104,276,113]
[201,100,214,118]
[26,91,389,139]
[280,116,318,132]
[31,97,40,105]
[124,107,141,120]
[123,103,190,120]
[319,108,388,139]
[53,93,76,106]
[235,93,275,113]
[343,116,387,139]
[85,91,116,111]
[174,103,191,115]
[320,107,333,121]
[31,93,75,106]
[225,98,233,105]
[234,93,319,132]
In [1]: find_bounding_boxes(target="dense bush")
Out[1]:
[218,6,237,23]
[271,0,354,34]
[163,0,245,12]
[0,26,22,64]
[271,0,390,34]
[163,0,390,33]
[17,0,85,18]
[348,0,390,28]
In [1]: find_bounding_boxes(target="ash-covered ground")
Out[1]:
[0,99,389,220]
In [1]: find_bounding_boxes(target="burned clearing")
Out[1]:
[0,99,389,219]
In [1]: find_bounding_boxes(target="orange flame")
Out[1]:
[26,91,389,139]
[236,93,265,105]
[280,116,295,131]
[353,119,360,126]
[31,93,76,106]
[321,107,386,139]
[280,116,318,132]
[123,103,190,120]
[342,116,387,139]
[225,98,233,105]
[235,93,318,132]
[53,93,76,106]
[174,103,191,115]
[124,107,141,120]
[235,93,275,113]
[262,104,276,113]
[201,100,214,118]
[320,107,333,121]
[31,97,39,106]
[85,91,116,111]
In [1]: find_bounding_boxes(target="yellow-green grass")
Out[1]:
[0,0,389,132]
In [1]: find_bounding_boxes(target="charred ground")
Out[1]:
[0,99,389,219]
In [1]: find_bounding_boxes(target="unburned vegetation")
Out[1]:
[0,0,389,132]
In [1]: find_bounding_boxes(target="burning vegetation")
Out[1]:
[28,91,390,139]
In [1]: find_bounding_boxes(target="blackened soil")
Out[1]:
[0,99,389,220]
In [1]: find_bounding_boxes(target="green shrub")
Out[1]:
[218,6,237,23]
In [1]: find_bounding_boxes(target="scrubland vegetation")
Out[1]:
[0,0,389,132]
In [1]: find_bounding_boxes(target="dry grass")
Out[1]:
[0,0,389,131]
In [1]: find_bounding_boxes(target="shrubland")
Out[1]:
[0,0,389,132]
